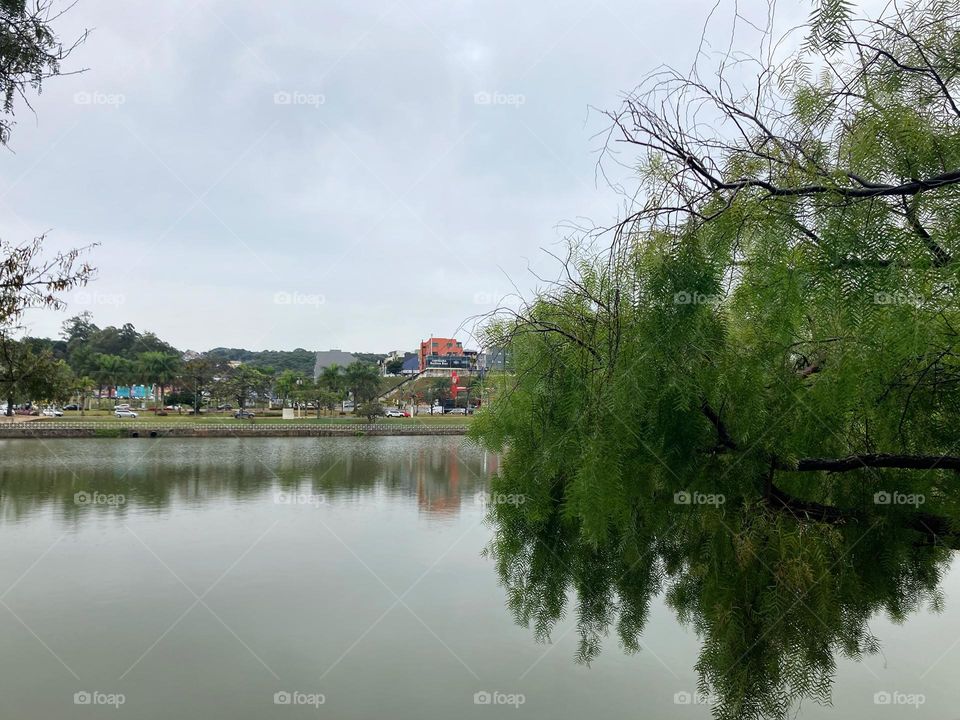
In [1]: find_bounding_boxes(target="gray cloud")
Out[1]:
[6,0,810,351]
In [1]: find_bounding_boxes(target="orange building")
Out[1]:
[419,336,464,371]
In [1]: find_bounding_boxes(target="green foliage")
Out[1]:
[356,401,384,422]
[806,0,854,53]
[345,362,381,403]
[0,334,62,411]
[473,3,960,718]
[0,0,86,146]
[136,351,180,405]
[221,365,272,411]
[273,369,304,406]
[206,347,318,376]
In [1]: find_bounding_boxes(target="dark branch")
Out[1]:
[777,453,960,473]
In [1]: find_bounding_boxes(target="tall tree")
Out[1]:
[73,374,95,416]
[273,369,303,408]
[0,332,55,414]
[318,363,345,398]
[179,356,219,414]
[137,351,180,407]
[473,3,960,718]
[95,353,133,403]
[344,362,380,404]
[222,365,271,413]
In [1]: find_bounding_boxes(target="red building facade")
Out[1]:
[419,337,464,371]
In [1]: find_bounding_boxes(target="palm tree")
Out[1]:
[75,375,96,416]
[137,351,181,408]
[319,364,344,397]
[95,354,133,406]
[274,370,303,408]
[345,362,381,405]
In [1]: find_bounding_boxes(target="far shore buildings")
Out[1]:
[313,349,358,380]
[313,338,510,381]
[479,346,510,372]
[419,336,470,371]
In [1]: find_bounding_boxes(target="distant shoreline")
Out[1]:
[0,422,469,439]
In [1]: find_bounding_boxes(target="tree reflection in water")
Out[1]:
[485,460,956,720]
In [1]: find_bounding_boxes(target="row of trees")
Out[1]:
[0,311,388,416]
[1,345,386,417]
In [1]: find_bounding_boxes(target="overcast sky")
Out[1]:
[4,0,809,353]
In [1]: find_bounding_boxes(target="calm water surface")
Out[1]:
[0,437,957,718]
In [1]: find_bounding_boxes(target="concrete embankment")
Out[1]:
[0,422,469,439]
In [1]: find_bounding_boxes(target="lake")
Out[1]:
[0,437,956,718]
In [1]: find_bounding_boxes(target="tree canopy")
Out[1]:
[472,1,960,718]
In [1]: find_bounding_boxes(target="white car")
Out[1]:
[384,409,404,418]
[115,409,138,418]
[41,408,64,417]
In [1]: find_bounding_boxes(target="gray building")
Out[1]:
[313,349,358,379]
[480,347,511,372]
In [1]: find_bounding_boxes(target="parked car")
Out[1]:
[114,403,131,411]
[446,407,467,415]
[41,408,63,417]
[64,404,80,411]
[115,409,138,418]
[384,409,404,418]
[234,410,255,419]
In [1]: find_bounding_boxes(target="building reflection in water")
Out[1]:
[0,438,500,525]
[414,446,498,519]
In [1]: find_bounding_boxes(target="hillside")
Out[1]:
[206,347,386,375]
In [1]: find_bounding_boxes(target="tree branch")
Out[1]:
[776,453,960,473]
